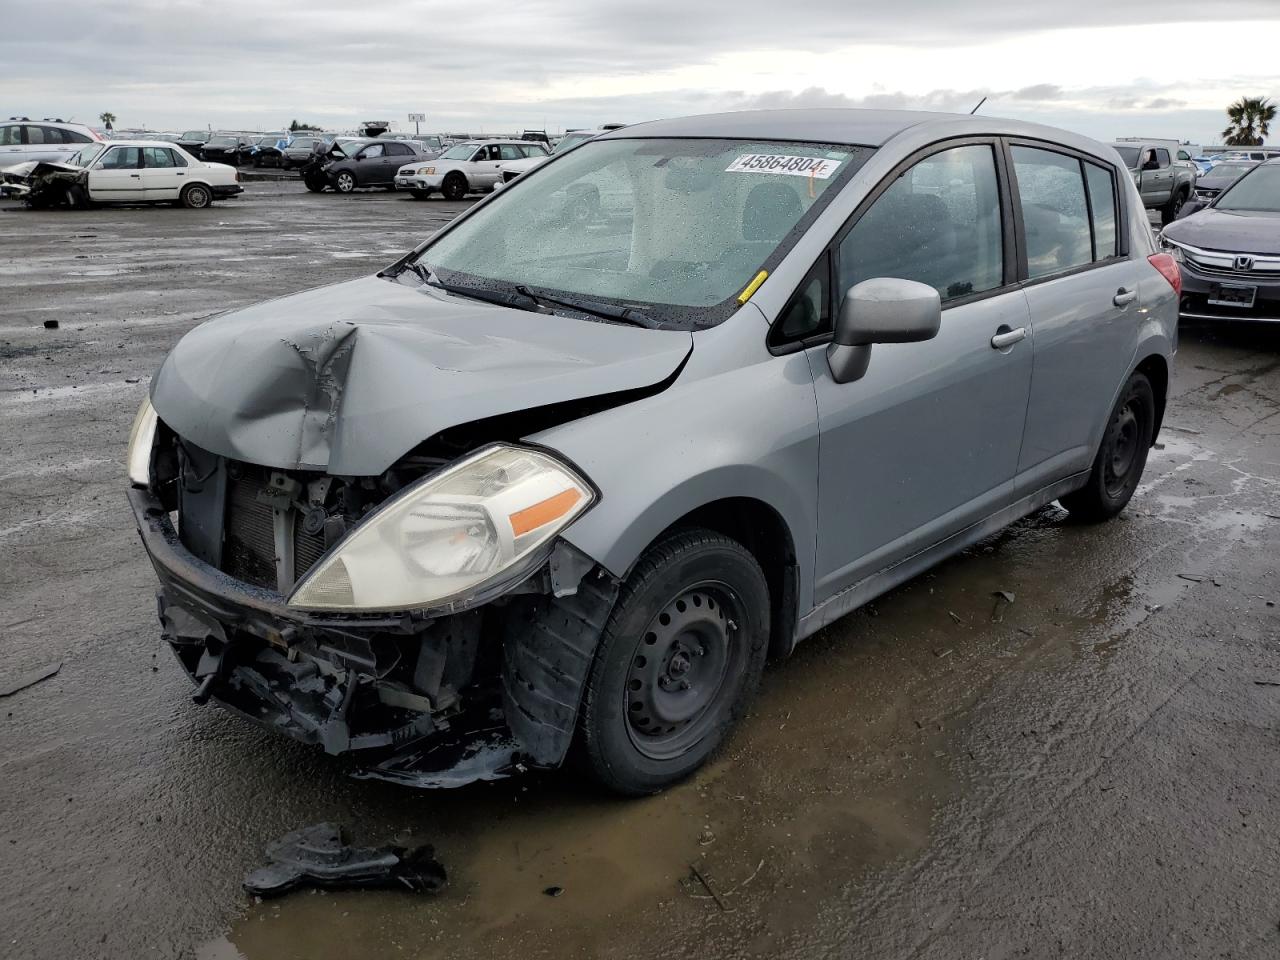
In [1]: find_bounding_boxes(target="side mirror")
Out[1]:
[826,278,942,384]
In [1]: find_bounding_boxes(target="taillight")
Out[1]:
[1148,253,1182,298]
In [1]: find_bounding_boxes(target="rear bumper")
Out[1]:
[212,184,244,199]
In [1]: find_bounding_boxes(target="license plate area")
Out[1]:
[1208,283,1257,308]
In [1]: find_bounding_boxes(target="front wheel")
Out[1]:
[334,171,356,193]
[441,173,468,201]
[1060,372,1155,522]
[409,189,432,200]
[576,529,770,795]
[1161,189,1187,226]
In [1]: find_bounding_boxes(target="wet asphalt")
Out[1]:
[2,182,1278,960]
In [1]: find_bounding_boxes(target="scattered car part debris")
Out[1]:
[242,822,446,899]
[543,885,564,897]
[1253,680,1280,687]
[1177,574,1207,583]
[990,590,1016,621]
[43,320,59,330]
[0,660,62,698]
[688,862,730,912]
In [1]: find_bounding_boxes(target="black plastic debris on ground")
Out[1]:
[243,822,446,899]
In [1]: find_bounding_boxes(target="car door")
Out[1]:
[1008,142,1140,487]
[801,140,1034,602]
[380,142,414,180]
[473,144,504,188]
[357,142,386,182]
[141,146,186,201]
[88,145,144,200]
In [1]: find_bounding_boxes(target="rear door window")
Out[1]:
[1084,162,1118,260]
[1010,146,1093,279]
[837,143,1005,303]
[143,146,176,168]
[24,125,47,144]
[498,144,523,161]
[1155,148,1171,167]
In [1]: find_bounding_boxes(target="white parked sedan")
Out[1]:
[394,139,549,200]
[3,140,242,209]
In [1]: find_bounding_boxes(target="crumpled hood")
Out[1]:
[151,276,693,475]
[1164,207,1280,254]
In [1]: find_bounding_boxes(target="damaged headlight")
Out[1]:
[288,445,595,611]
[126,397,158,487]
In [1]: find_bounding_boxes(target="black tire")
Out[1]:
[303,172,327,193]
[441,172,468,201]
[180,183,212,209]
[1161,188,1187,226]
[334,170,357,194]
[1060,372,1156,522]
[409,189,432,200]
[576,529,770,795]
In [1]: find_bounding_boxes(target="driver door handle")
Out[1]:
[1114,287,1138,307]
[990,326,1027,350]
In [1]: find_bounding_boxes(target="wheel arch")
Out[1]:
[1134,352,1169,443]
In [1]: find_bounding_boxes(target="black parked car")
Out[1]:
[248,134,288,168]
[200,134,246,165]
[176,129,212,159]
[1187,160,1259,206]
[305,138,429,193]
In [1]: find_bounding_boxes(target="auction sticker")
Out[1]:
[726,154,841,179]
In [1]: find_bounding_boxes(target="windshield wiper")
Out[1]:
[514,284,657,329]
[402,260,536,310]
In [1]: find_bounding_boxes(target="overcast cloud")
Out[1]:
[4,1,1279,145]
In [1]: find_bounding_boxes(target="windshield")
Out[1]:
[1216,164,1280,212]
[417,137,871,329]
[181,131,207,141]
[208,136,237,147]
[67,144,106,167]
[290,138,318,148]
[439,143,479,160]
[1113,146,1141,168]
[554,133,593,154]
[1209,162,1254,179]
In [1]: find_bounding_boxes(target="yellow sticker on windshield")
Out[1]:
[726,155,840,179]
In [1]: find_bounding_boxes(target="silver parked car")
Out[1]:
[127,109,1178,795]
[0,118,102,165]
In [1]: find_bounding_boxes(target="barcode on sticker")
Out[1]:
[726,155,840,179]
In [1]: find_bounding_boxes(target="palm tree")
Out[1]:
[99,110,116,132]
[1221,97,1276,146]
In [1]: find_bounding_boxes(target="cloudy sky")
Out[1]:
[7,1,1280,145]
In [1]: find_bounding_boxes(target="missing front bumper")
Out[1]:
[128,487,618,788]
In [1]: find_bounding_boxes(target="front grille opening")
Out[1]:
[223,462,329,591]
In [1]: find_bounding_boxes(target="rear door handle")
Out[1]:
[129,174,141,178]
[1114,288,1138,307]
[990,326,1027,350]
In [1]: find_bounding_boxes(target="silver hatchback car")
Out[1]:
[128,109,1178,794]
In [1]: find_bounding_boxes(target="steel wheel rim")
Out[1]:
[1105,402,1140,497]
[624,581,746,761]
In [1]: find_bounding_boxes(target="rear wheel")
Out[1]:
[1060,372,1155,522]
[441,172,468,201]
[576,529,770,795]
[180,183,212,209]
[335,170,357,193]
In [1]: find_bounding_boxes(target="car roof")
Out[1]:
[101,139,185,148]
[597,108,1112,154]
